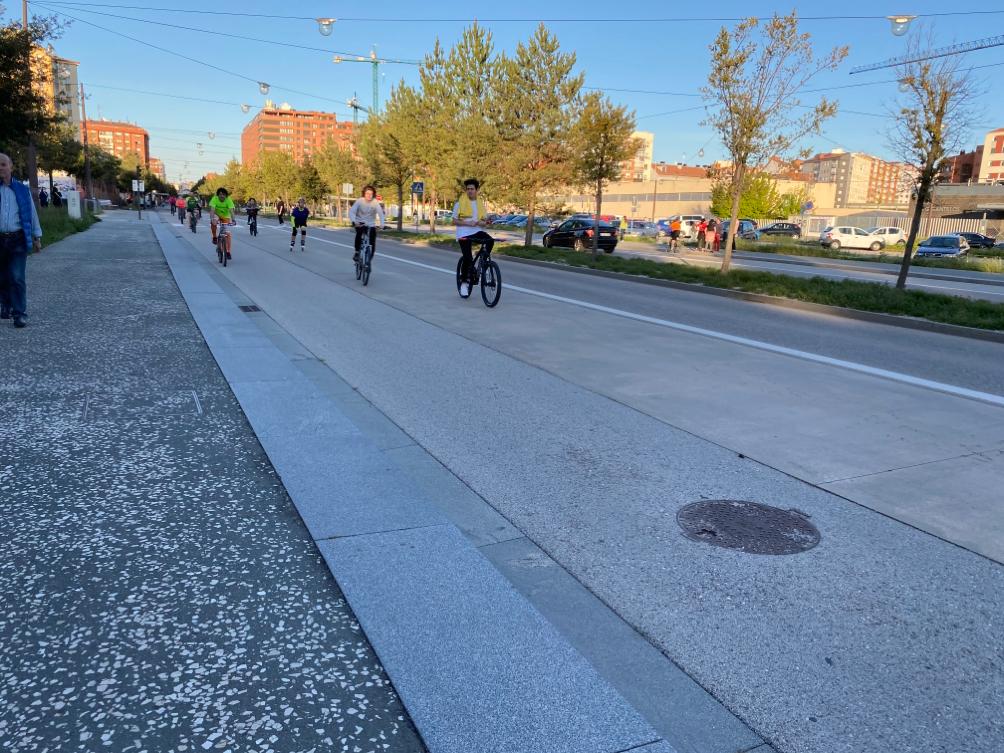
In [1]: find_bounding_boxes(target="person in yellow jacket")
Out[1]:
[452,178,494,298]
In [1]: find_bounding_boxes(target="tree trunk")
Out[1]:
[524,193,536,248]
[722,163,745,273]
[897,175,930,289]
[396,181,404,231]
[592,179,602,260]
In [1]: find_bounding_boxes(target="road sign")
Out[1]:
[131,179,144,192]
[342,183,353,196]
[801,200,814,214]
[411,181,424,195]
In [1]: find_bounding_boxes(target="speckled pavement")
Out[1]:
[0,213,426,753]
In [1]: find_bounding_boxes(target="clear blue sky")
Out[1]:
[9,0,1004,183]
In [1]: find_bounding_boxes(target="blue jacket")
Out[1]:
[3,180,36,250]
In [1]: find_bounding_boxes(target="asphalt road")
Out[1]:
[172,216,1004,753]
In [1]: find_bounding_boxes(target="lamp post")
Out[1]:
[887,15,916,36]
[78,83,94,208]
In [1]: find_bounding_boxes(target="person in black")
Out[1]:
[276,198,286,225]
[51,187,62,208]
[246,198,259,236]
[39,188,49,208]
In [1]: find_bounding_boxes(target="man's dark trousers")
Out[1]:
[0,233,28,317]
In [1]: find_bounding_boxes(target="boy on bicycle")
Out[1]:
[246,197,259,235]
[186,193,201,221]
[348,185,385,262]
[290,197,309,251]
[453,178,493,298]
[209,187,236,258]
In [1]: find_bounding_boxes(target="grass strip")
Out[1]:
[38,207,99,246]
[382,230,1004,331]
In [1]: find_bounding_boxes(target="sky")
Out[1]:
[8,0,1004,183]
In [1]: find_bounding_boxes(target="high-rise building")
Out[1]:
[82,120,150,167]
[620,131,655,182]
[241,101,354,165]
[800,150,912,207]
[977,128,1004,184]
[149,157,166,182]
[31,46,80,132]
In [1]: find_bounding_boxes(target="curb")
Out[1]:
[386,237,1004,345]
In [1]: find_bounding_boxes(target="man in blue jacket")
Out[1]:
[0,153,43,328]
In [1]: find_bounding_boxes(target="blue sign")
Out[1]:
[411,181,424,195]
[800,200,814,214]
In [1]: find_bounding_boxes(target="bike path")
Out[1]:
[152,213,681,753]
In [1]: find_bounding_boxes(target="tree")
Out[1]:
[495,24,583,246]
[296,158,326,206]
[890,39,977,289]
[702,12,847,271]
[357,86,417,231]
[314,141,362,220]
[36,122,81,192]
[710,170,781,218]
[256,150,299,208]
[570,92,639,259]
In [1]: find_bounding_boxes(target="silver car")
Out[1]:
[915,235,969,258]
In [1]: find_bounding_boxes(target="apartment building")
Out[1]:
[241,102,355,164]
[31,46,81,132]
[941,147,984,184]
[82,120,150,167]
[149,157,166,182]
[800,150,912,207]
[620,132,655,182]
[977,128,1004,183]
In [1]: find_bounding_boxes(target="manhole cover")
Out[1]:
[677,500,821,555]
[238,304,261,313]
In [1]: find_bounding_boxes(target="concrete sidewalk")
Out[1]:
[0,214,426,752]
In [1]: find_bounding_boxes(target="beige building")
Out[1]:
[977,128,1004,184]
[800,150,913,208]
[620,131,654,182]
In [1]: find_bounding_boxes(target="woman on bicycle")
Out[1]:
[290,197,309,251]
[348,185,385,263]
[209,187,236,258]
[453,178,493,298]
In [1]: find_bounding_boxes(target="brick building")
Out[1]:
[149,157,166,182]
[241,102,354,164]
[941,147,983,184]
[83,120,150,167]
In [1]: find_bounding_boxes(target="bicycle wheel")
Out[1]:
[480,260,501,307]
[355,244,364,280]
[362,246,372,286]
[217,239,223,265]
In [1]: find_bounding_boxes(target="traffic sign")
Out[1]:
[411,181,424,195]
[342,183,353,196]
[131,179,144,192]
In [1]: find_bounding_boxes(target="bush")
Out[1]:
[38,206,99,246]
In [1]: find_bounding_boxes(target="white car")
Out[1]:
[819,225,885,251]
[868,226,906,245]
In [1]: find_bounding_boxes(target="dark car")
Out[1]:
[759,222,802,238]
[542,218,619,252]
[719,219,760,241]
[954,232,996,248]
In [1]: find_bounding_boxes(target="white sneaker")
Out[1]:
[460,282,470,297]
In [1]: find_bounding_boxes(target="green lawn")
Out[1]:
[38,206,99,246]
[381,231,1004,331]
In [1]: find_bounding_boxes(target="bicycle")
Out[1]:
[248,213,258,237]
[216,220,235,267]
[455,237,501,307]
[189,208,198,234]
[355,226,374,286]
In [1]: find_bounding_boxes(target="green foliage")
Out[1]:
[0,13,63,150]
[296,158,326,204]
[357,87,417,230]
[38,205,98,245]
[36,122,81,178]
[255,150,299,206]
[709,171,805,218]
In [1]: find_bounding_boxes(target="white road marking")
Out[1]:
[260,224,1004,408]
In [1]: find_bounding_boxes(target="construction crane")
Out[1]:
[851,34,1004,74]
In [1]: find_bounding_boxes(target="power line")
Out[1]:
[39,2,1004,23]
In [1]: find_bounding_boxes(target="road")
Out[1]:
[170,216,1004,753]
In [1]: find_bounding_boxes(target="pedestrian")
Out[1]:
[170,195,177,215]
[0,153,42,328]
[704,218,717,253]
[39,187,49,208]
[696,218,708,251]
[51,187,62,208]
[619,215,628,241]
[708,218,721,253]
[276,198,286,225]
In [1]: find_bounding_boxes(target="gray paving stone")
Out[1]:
[481,536,763,753]
[210,344,304,384]
[319,524,666,753]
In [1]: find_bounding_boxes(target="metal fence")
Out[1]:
[787,215,1001,238]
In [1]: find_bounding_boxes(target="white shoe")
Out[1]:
[460,282,470,297]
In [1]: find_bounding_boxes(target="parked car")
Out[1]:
[509,214,530,227]
[542,218,619,252]
[656,215,704,238]
[759,222,802,238]
[867,226,906,245]
[819,226,884,251]
[628,220,659,237]
[952,231,996,249]
[915,235,969,258]
[720,219,760,241]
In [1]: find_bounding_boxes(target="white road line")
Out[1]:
[260,224,1004,408]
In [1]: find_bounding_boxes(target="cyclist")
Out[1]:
[246,197,259,236]
[177,195,187,224]
[348,185,385,263]
[186,192,201,223]
[209,187,237,258]
[453,178,492,298]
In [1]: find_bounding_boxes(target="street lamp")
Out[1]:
[258,81,270,95]
[241,104,250,113]
[208,131,215,140]
[317,17,336,36]
[887,15,916,36]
